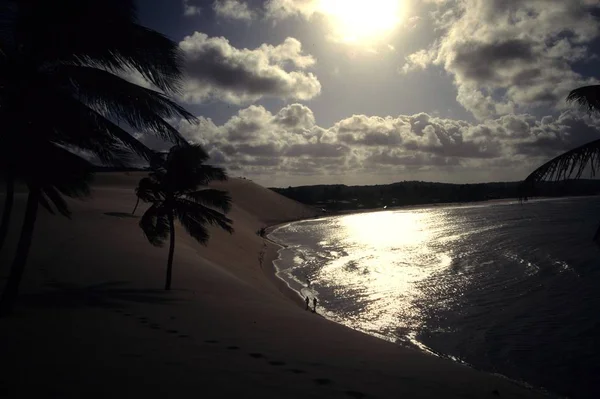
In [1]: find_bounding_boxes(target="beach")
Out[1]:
[0,173,549,398]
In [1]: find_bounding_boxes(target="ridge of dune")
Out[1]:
[0,173,548,398]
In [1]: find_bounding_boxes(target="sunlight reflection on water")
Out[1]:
[272,208,464,349]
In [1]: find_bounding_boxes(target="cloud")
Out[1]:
[178,33,321,104]
[264,0,320,20]
[402,0,600,120]
[213,0,255,21]
[183,0,201,16]
[132,103,598,185]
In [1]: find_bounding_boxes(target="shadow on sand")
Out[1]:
[19,281,177,309]
[104,212,138,219]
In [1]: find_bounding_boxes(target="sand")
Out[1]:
[0,173,550,398]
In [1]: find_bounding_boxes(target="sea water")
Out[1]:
[269,196,600,398]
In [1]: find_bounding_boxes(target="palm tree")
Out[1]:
[0,144,93,316]
[0,0,196,314]
[137,145,234,290]
[521,85,600,241]
[132,195,141,216]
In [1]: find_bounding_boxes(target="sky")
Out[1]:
[134,0,600,187]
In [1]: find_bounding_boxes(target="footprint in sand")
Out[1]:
[249,353,265,359]
[166,330,179,334]
[345,391,367,398]
[286,369,306,374]
[120,353,143,358]
[204,339,219,344]
[149,324,161,330]
[313,378,333,386]
[164,361,182,366]
[227,346,240,350]
[178,334,189,339]
[268,361,286,366]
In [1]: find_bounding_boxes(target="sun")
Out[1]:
[319,0,405,44]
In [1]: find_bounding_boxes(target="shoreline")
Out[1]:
[262,213,550,397]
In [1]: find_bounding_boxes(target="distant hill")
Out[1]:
[270,180,600,212]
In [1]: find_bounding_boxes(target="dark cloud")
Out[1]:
[285,143,349,158]
[402,0,600,120]
[179,33,321,104]
[452,39,535,83]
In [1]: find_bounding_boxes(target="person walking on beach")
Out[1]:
[305,296,310,310]
[312,297,318,313]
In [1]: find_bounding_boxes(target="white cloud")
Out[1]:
[402,0,600,120]
[179,33,321,104]
[183,0,201,17]
[213,0,255,21]
[137,103,600,185]
[264,0,320,20]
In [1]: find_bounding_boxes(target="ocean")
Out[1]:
[269,196,600,398]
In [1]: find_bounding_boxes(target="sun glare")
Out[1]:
[319,0,405,44]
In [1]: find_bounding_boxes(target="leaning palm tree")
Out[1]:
[0,0,196,314]
[132,194,141,215]
[0,144,93,316]
[138,145,234,290]
[521,85,600,241]
[0,0,196,251]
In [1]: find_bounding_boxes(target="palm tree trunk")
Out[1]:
[165,210,175,290]
[0,185,41,316]
[132,196,140,215]
[0,169,15,253]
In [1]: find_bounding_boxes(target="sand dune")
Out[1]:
[0,173,548,398]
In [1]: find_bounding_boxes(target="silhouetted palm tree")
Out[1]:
[0,145,93,316]
[0,0,195,314]
[521,85,600,241]
[137,145,234,290]
[132,195,141,215]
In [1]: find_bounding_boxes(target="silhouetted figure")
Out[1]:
[305,296,310,310]
[312,297,318,313]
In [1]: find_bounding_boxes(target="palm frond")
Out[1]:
[167,144,210,171]
[194,165,228,185]
[139,203,170,247]
[520,138,600,197]
[136,176,163,203]
[15,0,184,93]
[567,86,600,114]
[176,211,210,245]
[17,143,92,217]
[41,186,71,217]
[43,90,155,163]
[38,191,56,216]
[19,142,93,195]
[165,145,226,192]
[57,65,195,144]
[174,198,234,234]
[40,144,93,198]
[184,189,232,213]
[81,25,185,95]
